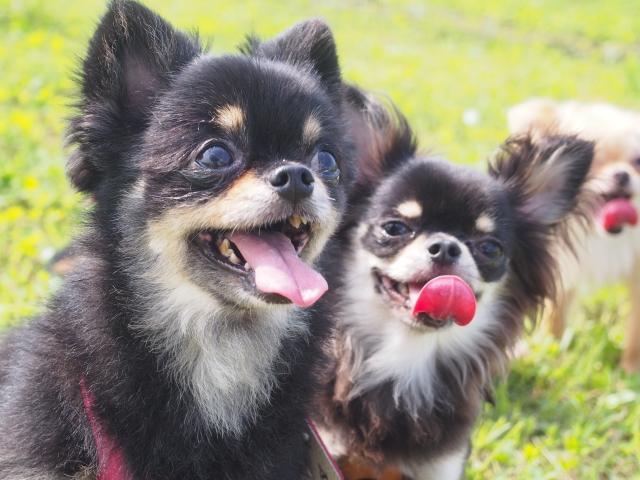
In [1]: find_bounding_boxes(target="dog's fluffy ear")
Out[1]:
[344,85,416,195]
[67,0,201,193]
[490,134,593,225]
[243,19,342,99]
[507,98,560,134]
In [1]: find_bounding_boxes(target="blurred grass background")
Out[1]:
[2,0,640,478]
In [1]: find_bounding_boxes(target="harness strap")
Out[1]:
[80,377,133,480]
[306,419,344,480]
[80,378,342,480]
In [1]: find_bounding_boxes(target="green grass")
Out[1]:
[2,0,640,477]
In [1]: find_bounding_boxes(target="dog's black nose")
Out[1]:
[269,164,314,204]
[615,171,630,187]
[427,239,462,265]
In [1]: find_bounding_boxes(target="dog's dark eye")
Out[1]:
[478,241,503,259]
[381,222,411,237]
[313,150,340,186]
[197,145,234,169]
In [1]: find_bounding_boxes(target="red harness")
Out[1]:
[80,378,342,480]
[80,378,132,480]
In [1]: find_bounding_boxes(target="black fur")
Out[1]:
[315,88,593,477]
[0,3,353,479]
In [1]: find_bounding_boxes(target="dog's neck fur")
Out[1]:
[132,277,309,436]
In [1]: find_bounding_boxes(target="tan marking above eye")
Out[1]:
[213,105,245,133]
[475,214,495,233]
[396,200,422,219]
[302,115,322,146]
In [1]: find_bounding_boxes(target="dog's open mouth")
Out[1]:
[191,215,327,307]
[599,195,638,234]
[192,215,311,271]
[372,269,478,330]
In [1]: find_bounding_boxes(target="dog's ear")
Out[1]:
[507,98,560,134]
[67,0,201,193]
[344,85,416,195]
[243,19,341,99]
[490,134,593,225]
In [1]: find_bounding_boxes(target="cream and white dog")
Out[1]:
[508,98,640,373]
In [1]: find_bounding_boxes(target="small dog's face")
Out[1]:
[586,135,640,207]
[355,160,513,331]
[67,6,351,311]
[137,58,347,309]
[508,99,640,229]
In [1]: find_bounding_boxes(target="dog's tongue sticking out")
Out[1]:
[409,276,476,326]
[227,231,328,307]
[601,198,638,233]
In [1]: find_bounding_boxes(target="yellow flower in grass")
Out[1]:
[23,177,38,190]
[10,111,34,132]
[523,443,538,461]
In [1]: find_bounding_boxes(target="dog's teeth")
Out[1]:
[219,239,232,256]
[244,262,251,271]
[300,216,308,225]
[289,215,303,229]
[229,252,242,265]
[399,283,409,297]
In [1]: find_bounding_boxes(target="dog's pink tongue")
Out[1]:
[409,276,476,326]
[601,198,638,233]
[227,231,328,307]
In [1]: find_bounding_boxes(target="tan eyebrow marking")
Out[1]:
[302,115,322,146]
[396,200,422,219]
[213,105,245,133]
[475,214,495,233]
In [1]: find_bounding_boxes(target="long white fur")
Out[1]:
[407,446,468,480]
[0,464,91,480]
